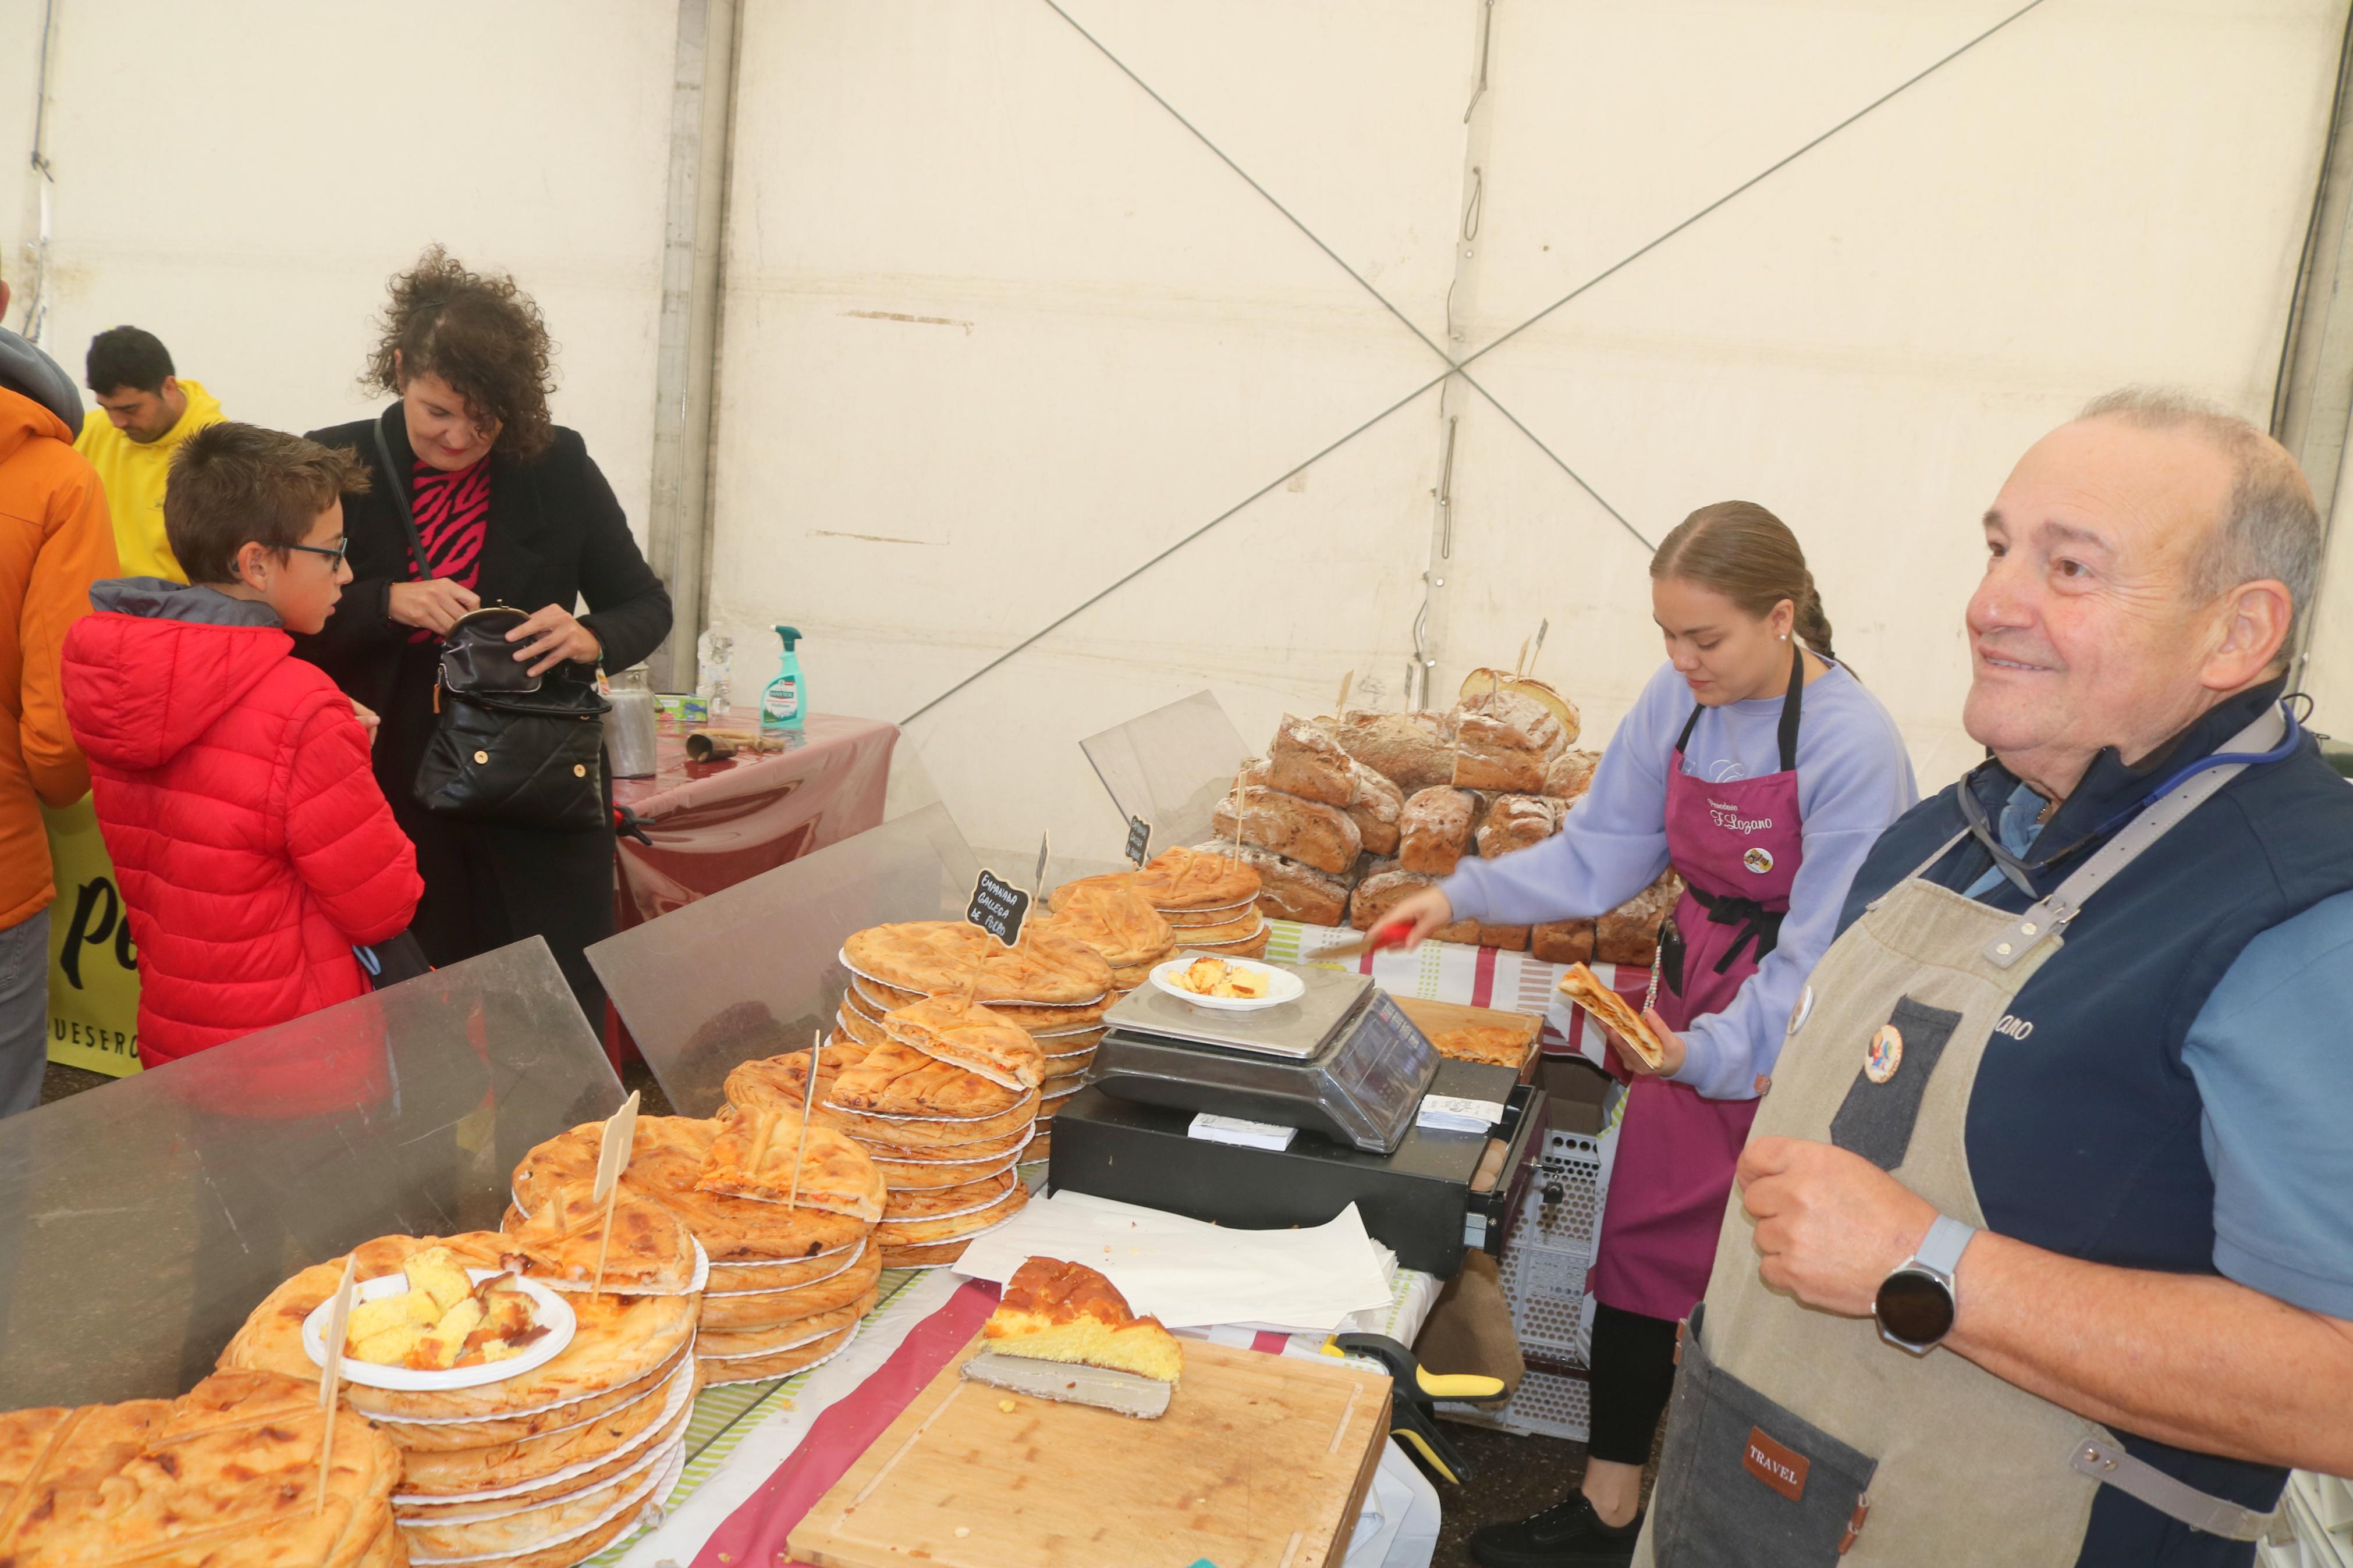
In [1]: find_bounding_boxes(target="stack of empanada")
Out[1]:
[510,1116,882,1386]
[0,1369,402,1567]
[835,916,1116,1178]
[218,1232,698,1565]
[725,1000,1038,1267]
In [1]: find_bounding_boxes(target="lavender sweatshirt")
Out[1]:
[1440,659,1917,1098]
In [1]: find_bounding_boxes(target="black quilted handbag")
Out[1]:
[375,422,610,831]
[413,607,611,830]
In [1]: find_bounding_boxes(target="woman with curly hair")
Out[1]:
[297,247,671,1025]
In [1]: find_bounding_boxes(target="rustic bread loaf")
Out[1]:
[1263,713,1358,805]
[1399,787,1481,877]
[1332,709,1457,793]
[1452,690,1568,793]
[1350,862,1479,944]
[1212,784,1362,876]
[1477,794,1563,858]
[1477,923,1531,951]
[1595,871,1685,968]
[1531,920,1596,965]
[1543,748,1602,802]
[1343,759,1404,856]
[1195,843,1351,926]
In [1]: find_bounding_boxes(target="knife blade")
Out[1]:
[1317,920,1415,961]
[959,1351,1173,1419]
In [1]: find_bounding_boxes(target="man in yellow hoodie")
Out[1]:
[74,326,222,582]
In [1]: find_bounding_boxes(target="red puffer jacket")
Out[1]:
[61,579,423,1071]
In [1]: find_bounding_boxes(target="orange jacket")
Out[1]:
[0,382,119,929]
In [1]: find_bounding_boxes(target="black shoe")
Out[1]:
[1467,1493,1644,1568]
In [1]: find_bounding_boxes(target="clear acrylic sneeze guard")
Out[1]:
[587,802,983,1118]
[1079,690,1253,857]
[0,938,621,1410]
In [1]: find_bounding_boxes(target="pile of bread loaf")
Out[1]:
[0,1368,403,1566]
[221,1219,704,1567]
[1211,672,1680,965]
[509,1112,882,1388]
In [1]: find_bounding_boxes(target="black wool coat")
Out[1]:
[294,404,673,1022]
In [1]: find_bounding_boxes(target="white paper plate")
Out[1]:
[704,1238,870,1299]
[369,1345,690,1430]
[305,1268,575,1392]
[880,1179,1024,1228]
[882,1206,1030,1267]
[393,1353,695,1507]
[821,1096,1037,1125]
[407,1439,685,1565]
[697,1313,864,1363]
[865,1126,1035,1169]
[1149,952,1300,1011]
[845,966,1108,1010]
[708,1237,858,1271]
[699,1318,863,1385]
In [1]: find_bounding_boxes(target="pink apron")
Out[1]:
[1588,646,1807,1321]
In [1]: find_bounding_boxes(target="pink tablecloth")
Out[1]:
[612,710,897,927]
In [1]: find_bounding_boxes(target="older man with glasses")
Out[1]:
[1632,390,2353,1568]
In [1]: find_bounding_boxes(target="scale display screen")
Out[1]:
[1092,970,1440,1152]
[1330,990,1438,1130]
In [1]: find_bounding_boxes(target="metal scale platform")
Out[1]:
[1047,961,1548,1277]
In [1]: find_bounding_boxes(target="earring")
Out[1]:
[1780,633,1788,641]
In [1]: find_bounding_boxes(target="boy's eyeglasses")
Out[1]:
[284,540,350,570]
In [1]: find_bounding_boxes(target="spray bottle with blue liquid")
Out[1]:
[761,625,807,736]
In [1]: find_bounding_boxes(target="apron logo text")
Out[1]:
[1707,799,1776,834]
[1994,1014,2035,1040]
[1742,1425,1811,1502]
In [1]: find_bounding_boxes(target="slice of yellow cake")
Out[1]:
[980,1256,1183,1383]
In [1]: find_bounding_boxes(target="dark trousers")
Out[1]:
[397,792,616,1029]
[1588,1302,1681,1466]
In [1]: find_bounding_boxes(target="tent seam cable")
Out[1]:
[900,369,1453,727]
[1450,0,2051,377]
[1037,0,1648,552]
[1038,0,1458,372]
[904,0,2042,727]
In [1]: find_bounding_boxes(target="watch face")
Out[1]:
[1875,1268,1955,1347]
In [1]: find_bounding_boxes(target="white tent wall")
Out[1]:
[1,0,677,547]
[0,2,2344,857]
[707,0,1475,854]
[706,0,2350,855]
[1445,0,2347,789]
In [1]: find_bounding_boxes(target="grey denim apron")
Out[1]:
[1633,710,2292,1566]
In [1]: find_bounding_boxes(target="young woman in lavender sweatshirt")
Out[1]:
[1387,504,1917,1568]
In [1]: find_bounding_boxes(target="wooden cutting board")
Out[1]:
[787,1335,1393,1568]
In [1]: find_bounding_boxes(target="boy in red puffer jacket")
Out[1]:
[62,422,421,1070]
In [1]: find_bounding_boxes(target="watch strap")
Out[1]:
[1913,1213,1976,1278]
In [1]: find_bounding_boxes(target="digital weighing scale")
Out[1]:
[1050,961,1549,1277]
[1089,966,1436,1153]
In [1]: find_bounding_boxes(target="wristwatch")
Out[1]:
[1873,1213,1976,1355]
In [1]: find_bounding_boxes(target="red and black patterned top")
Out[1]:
[404,456,490,640]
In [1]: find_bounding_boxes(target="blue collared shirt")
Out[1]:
[1976,781,2353,1319]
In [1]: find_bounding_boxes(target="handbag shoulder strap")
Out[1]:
[371,418,432,582]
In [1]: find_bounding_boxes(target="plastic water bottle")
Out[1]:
[695,629,733,716]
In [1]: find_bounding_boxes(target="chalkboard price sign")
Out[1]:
[1124,816,1153,867]
[966,869,1032,948]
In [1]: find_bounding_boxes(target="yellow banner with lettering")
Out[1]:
[44,797,141,1076]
